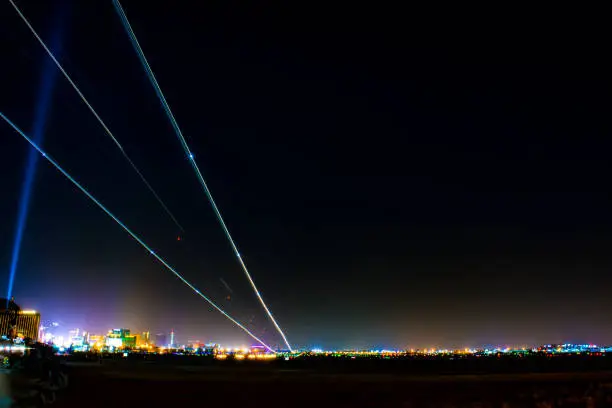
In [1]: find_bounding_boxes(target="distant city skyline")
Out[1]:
[32,317,612,355]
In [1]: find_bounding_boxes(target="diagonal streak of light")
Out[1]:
[112,0,292,351]
[0,111,275,353]
[8,0,185,233]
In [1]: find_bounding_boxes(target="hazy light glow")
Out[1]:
[0,112,274,353]
[8,0,184,233]
[113,0,292,352]
[7,12,65,302]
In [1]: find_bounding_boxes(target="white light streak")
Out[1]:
[8,0,184,233]
[113,0,292,351]
[0,111,274,353]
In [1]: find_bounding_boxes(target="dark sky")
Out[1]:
[1,2,610,349]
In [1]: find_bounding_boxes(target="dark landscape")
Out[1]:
[52,356,612,407]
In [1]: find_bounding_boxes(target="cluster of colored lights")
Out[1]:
[536,344,612,354]
[215,353,277,361]
[304,349,404,358]
[0,345,26,354]
[42,327,280,358]
[274,344,612,359]
[214,346,277,361]
[36,328,612,360]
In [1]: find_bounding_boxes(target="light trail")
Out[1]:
[8,0,184,233]
[0,111,275,353]
[220,278,234,294]
[113,0,293,351]
[7,6,66,303]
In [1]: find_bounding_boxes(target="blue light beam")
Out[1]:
[8,0,185,233]
[7,8,66,302]
[0,112,275,353]
[113,0,293,352]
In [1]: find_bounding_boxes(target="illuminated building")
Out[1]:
[123,335,137,348]
[169,329,175,348]
[88,334,104,348]
[106,337,121,348]
[105,328,136,349]
[141,331,150,345]
[106,329,122,348]
[0,309,41,341]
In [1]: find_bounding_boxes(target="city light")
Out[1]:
[0,111,275,353]
[4,301,611,363]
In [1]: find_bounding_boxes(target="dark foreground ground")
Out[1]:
[52,357,612,407]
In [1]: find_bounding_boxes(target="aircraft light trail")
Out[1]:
[8,0,184,233]
[113,0,292,351]
[0,111,275,353]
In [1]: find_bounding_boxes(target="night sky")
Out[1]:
[1,2,610,349]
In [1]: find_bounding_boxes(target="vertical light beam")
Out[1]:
[112,0,293,352]
[8,0,185,233]
[0,112,275,353]
[7,6,66,302]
